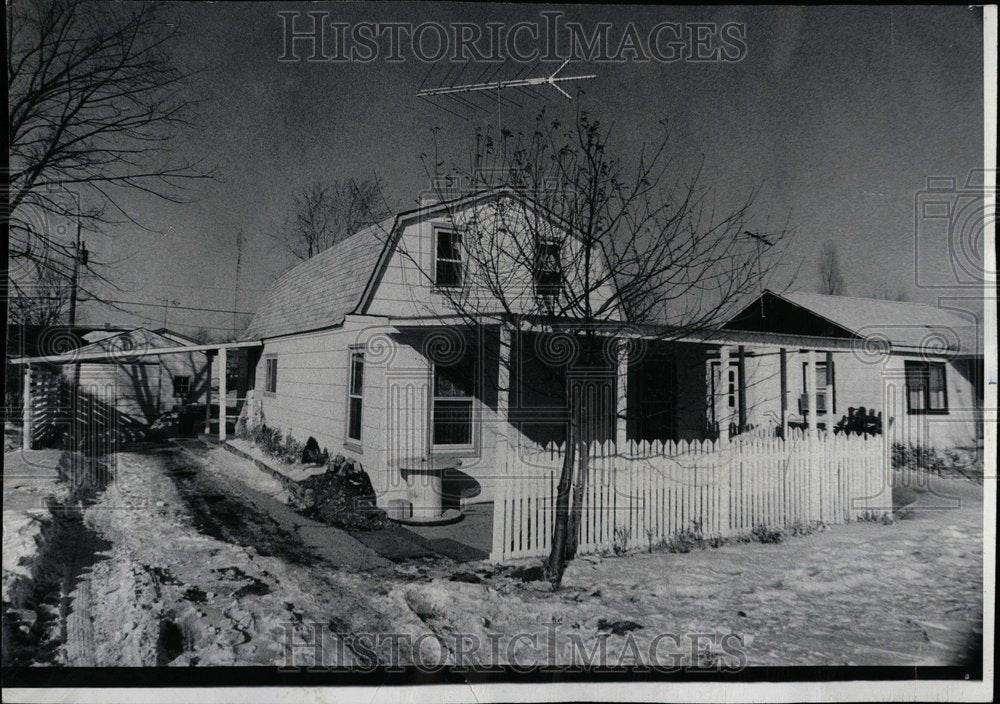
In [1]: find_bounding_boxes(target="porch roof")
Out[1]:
[385,314,862,352]
[10,338,262,366]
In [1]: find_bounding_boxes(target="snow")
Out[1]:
[2,449,70,606]
[225,437,328,483]
[5,439,982,668]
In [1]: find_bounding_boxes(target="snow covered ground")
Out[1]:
[2,439,983,669]
[2,449,70,606]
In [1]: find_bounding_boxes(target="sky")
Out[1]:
[70,3,986,336]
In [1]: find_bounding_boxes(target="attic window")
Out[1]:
[435,229,463,288]
[534,240,562,299]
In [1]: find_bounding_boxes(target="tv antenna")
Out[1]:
[417,59,596,131]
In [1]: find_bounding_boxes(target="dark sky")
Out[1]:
[76,3,985,335]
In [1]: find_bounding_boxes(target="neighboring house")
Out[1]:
[241,193,984,511]
[70,328,212,426]
[721,290,984,450]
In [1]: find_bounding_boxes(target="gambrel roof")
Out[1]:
[243,189,621,341]
[242,217,395,340]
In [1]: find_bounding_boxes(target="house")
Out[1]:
[240,192,984,512]
[69,327,212,427]
[719,290,984,450]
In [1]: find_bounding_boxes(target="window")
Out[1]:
[432,352,475,447]
[172,375,191,397]
[347,351,364,442]
[435,229,463,287]
[534,240,562,299]
[709,360,741,426]
[264,357,278,395]
[905,361,948,414]
[800,361,835,414]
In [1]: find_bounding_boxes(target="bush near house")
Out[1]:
[234,415,386,530]
[891,442,983,483]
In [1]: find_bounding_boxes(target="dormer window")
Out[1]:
[534,240,561,299]
[435,229,463,288]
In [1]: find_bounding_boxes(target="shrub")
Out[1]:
[658,520,706,553]
[612,526,631,555]
[750,523,783,544]
[280,431,304,465]
[300,436,327,465]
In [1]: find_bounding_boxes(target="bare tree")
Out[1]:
[274,178,389,261]
[7,0,211,302]
[7,254,71,327]
[817,241,846,295]
[870,283,909,302]
[391,111,791,587]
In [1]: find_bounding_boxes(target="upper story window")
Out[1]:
[264,356,278,395]
[435,229,463,288]
[905,360,948,414]
[534,240,562,299]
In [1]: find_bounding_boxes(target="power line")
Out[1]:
[79,298,254,315]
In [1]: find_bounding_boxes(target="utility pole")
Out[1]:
[232,229,243,338]
[67,221,87,327]
[160,297,180,329]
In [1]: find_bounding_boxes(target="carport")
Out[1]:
[11,339,263,449]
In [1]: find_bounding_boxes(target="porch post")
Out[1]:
[779,348,788,436]
[737,345,747,434]
[490,322,512,563]
[204,351,214,435]
[805,349,817,434]
[718,345,730,444]
[616,339,628,450]
[217,347,227,441]
[824,351,835,421]
[23,364,33,450]
[495,323,512,453]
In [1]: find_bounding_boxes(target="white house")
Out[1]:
[239,190,984,514]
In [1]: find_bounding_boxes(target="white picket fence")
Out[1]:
[490,430,889,562]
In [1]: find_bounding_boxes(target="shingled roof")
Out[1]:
[243,217,396,340]
[726,290,982,357]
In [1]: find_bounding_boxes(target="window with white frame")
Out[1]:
[264,357,278,394]
[904,360,948,414]
[347,351,364,442]
[534,239,562,299]
[435,229,463,287]
[800,361,835,414]
[432,350,476,447]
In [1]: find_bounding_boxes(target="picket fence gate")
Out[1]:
[489,430,888,562]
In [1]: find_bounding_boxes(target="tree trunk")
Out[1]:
[566,433,589,559]
[545,414,577,588]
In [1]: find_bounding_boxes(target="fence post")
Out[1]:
[23,364,33,450]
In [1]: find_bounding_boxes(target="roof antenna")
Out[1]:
[417,59,597,132]
[743,231,773,318]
